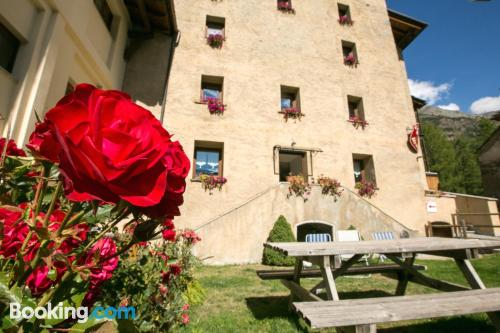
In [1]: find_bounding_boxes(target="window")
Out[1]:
[347,95,365,120]
[193,141,224,178]
[65,80,75,96]
[280,86,300,110]
[279,151,307,182]
[206,16,225,37]
[0,23,20,73]
[342,41,358,65]
[352,154,376,184]
[338,3,352,24]
[94,0,113,31]
[201,75,223,102]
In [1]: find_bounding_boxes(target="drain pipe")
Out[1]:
[159,0,180,123]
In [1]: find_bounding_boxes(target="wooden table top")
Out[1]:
[265,237,500,257]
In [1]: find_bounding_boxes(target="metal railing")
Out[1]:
[426,213,500,238]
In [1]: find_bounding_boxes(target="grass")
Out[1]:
[175,254,500,333]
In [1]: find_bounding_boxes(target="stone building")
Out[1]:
[1,0,498,264]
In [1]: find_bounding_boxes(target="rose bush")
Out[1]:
[0,83,194,332]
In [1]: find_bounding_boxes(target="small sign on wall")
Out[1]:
[427,201,438,213]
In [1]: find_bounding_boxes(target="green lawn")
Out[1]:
[175,254,500,333]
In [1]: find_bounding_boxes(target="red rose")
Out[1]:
[169,263,182,276]
[80,237,118,284]
[0,138,26,158]
[162,229,176,241]
[28,84,190,218]
[0,206,27,259]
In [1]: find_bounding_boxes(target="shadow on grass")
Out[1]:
[245,296,309,332]
[380,315,496,333]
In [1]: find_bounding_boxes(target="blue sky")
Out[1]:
[386,0,500,114]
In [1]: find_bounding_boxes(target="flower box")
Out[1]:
[317,176,343,201]
[286,175,311,202]
[277,1,295,13]
[348,115,368,129]
[206,98,225,115]
[279,107,304,122]
[338,15,353,25]
[344,53,358,66]
[355,180,378,198]
[207,33,224,49]
[200,174,227,194]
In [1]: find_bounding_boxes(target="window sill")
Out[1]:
[190,178,202,182]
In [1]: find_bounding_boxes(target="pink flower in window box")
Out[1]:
[207,98,225,115]
[277,1,295,13]
[338,15,353,25]
[348,115,368,129]
[344,53,358,66]
[279,107,305,122]
[355,180,378,198]
[200,175,227,194]
[207,33,224,49]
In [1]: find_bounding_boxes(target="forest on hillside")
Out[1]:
[422,118,497,196]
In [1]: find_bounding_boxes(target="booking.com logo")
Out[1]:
[10,302,136,323]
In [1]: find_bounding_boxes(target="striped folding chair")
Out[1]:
[305,233,332,243]
[372,231,396,262]
[303,233,333,268]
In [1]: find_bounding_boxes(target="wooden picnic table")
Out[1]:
[264,237,500,332]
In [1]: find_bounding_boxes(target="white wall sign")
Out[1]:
[427,201,438,213]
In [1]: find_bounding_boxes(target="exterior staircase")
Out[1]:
[193,183,415,265]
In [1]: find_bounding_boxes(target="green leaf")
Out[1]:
[67,317,114,332]
[0,271,37,329]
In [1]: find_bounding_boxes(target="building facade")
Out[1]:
[158,0,434,263]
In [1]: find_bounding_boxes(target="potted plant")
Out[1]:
[200,174,227,194]
[317,176,343,201]
[348,115,368,129]
[355,180,378,198]
[207,97,225,115]
[279,107,305,122]
[277,1,295,13]
[338,15,353,25]
[286,175,311,202]
[344,52,358,66]
[207,33,224,49]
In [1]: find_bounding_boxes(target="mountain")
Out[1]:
[418,106,500,141]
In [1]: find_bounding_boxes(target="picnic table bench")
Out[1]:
[262,237,500,332]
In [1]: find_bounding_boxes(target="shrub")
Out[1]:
[262,215,296,266]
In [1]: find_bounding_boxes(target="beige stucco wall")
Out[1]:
[425,192,500,237]
[0,0,129,144]
[195,184,415,264]
[162,0,429,257]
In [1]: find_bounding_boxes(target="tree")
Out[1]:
[421,122,463,192]
[454,136,483,195]
[262,215,296,266]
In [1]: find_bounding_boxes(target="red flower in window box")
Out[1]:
[207,33,224,49]
[279,107,304,122]
[277,1,295,13]
[355,180,378,199]
[348,115,368,129]
[344,53,358,66]
[338,15,353,25]
[207,98,225,115]
[200,174,227,194]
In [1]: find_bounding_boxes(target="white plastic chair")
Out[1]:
[336,230,369,265]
